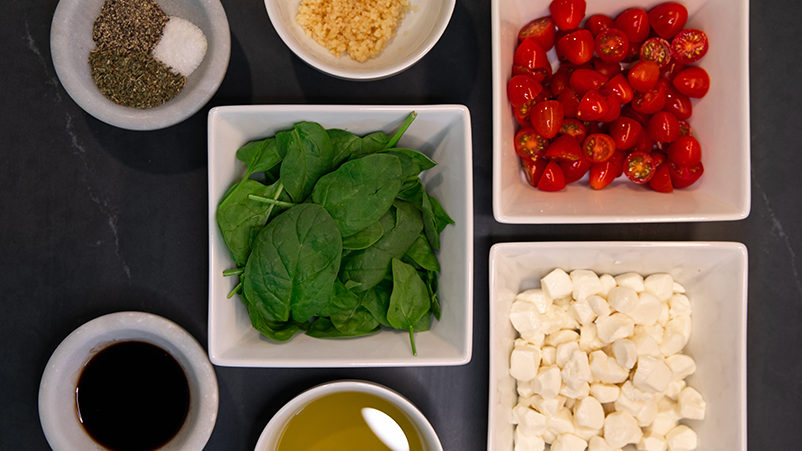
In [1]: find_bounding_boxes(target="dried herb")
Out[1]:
[89,49,185,109]
[92,0,168,52]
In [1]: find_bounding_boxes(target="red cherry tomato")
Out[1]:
[577,89,608,121]
[513,102,532,126]
[514,38,549,73]
[531,100,565,138]
[512,64,553,83]
[558,88,581,118]
[627,60,660,92]
[661,60,685,81]
[599,95,621,122]
[582,133,616,163]
[622,104,650,126]
[651,150,667,167]
[672,66,710,98]
[647,111,681,143]
[589,159,618,189]
[585,14,614,36]
[592,58,623,78]
[518,16,557,49]
[632,79,668,114]
[546,134,583,161]
[667,135,702,166]
[514,128,548,162]
[624,151,657,184]
[549,0,587,31]
[569,69,608,95]
[595,28,630,63]
[522,157,548,187]
[507,74,543,107]
[671,29,709,64]
[602,73,634,104]
[678,120,692,136]
[668,161,704,188]
[632,129,656,153]
[639,37,672,69]
[648,163,674,192]
[615,8,650,44]
[560,158,592,183]
[557,29,594,65]
[664,86,692,120]
[609,116,643,150]
[538,160,567,191]
[610,150,627,177]
[550,65,573,95]
[559,118,587,142]
[648,2,688,39]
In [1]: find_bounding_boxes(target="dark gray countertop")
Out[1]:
[2,0,801,449]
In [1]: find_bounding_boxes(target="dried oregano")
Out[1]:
[92,0,168,52]
[89,49,185,109]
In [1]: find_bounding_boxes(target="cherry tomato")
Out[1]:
[632,130,656,153]
[622,104,650,126]
[651,150,667,167]
[522,157,548,187]
[559,118,588,142]
[514,128,548,162]
[569,68,608,95]
[595,28,630,63]
[627,60,660,92]
[513,102,532,126]
[671,29,709,64]
[667,135,702,166]
[549,0,586,31]
[668,161,704,188]
[512,64,552,83]
[546,134,583,161]
[589,159,618,189]
[538,160,567,191]
[507,74,543,107]
[647,111,681,143]
[582,133,616,163]
[615,8,650,44]
[664,86,692,120]
[661,60,685,81]
[531,100,565,138]
[560,158,592,183]
[514,38,549,73]
[672,66,710,98]
[518,16,557,49]
[610,150,627,177]
[648,2,688,39]
[577,89,608,121]
[601,73,634,104]
[585,14,614,36]
[678,120,692,136]
[592,58,623,78]
[639,37,672,69]
[624,151,656,184]
[557,29,594,65]
[558,88,581,118]
[609,116,643,150]
[550,65,573,96]
[632,79,668,114]
[599,95,621,122]
[648,163,674,192]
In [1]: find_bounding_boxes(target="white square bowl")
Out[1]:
[207,105,473,367]
[488,242,747,450]
[491,0,751,223]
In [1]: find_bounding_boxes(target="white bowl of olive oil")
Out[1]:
[255,380,442,451]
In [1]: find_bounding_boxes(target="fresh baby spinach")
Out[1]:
[386,258,431,355]
[278,122,334,202]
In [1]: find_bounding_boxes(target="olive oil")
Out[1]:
[277,391,425,451]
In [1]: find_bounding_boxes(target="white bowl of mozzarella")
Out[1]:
[488,242,747,451]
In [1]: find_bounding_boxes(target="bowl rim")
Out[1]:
[263,0,456,81]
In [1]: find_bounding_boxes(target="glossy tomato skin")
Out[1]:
[661,60,685,81]
[647,111,681,143]
[569,69,608,95]
[518,16,557,49]
[602,73,634,104]
[671,29,709,64]
[589,159,618,189]
[672,66,710,98]
[514,128,549,162]
[639,37,672,69]
[514,38,549,73]
[557,29,594,65]
[663,86,692,120]
[668,161,703,188]
[610,116,643,150]
[624,151,657,184]
[549,0,587,31]
[628,60,660,92]
[577,89,608,121]
[522,157,548,187]
[582,133,616,163]
[546,134,583,161]
[538,160,567,191]
[648,2,688,39]
[558,88,581,118]
[648,163,674,192]
[560,158,591,183]
[667,135,702,166]
[615,8,650,44]
[507,74,543,107]
[585,14,614,36]
[595,28,630,63]
[531,100,565,138]
[593,58,623,78]
[632,79,668,114]
[559,118,588,142]
[550,65,573,95]
[610,150,627,177]
[599,95,621,122]
[513,102,532,126]
[678,120,692,136]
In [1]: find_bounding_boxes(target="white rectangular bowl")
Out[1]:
[491,0,751,223]
[208,105,474,367]
[488,242,747,450]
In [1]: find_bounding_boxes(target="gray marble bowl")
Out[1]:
[50,0,230,130]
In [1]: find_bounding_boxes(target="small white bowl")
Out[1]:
[254,380,443,451]
[207,104,473,367]
[491,0,751,223]
[487,242,748,451]
[264,0,455,80]
[38,311,219,451]
[50,0,231,130]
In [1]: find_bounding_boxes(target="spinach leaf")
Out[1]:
[236,137,285,175]
[342,220,383,250]
[359,282,392,327]
[403,234,441,272]
[420,190,439,251]
[327,282,380,336]
[242,204,342,323]
[305,317,342,338]
[244,301,302,342]
[340,201,422,292]
[394,179,449,251]
[386,258,431,355]
[278,122,334,202]
[216,179,288,266]
[384,148,436,180]
[429,194,455,233]
[311,153,402,237]
[328,129,363,166]
[424,270,441,320]
[356,131,390,157]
